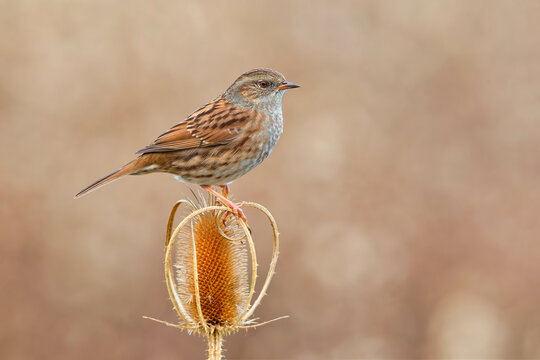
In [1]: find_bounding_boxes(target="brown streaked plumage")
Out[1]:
[75,68,299,221]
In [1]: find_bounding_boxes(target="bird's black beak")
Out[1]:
[278,81,300,90]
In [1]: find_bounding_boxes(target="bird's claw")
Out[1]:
[221,203,247,226]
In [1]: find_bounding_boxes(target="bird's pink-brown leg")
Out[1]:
[219,185,230,198]
[201,185,247,224]
[219,184,240,224]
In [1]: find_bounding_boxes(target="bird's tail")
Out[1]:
[75,158,146,198]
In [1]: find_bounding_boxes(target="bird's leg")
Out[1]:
[220,184,236,225]
[201,185,247,224]
[219,185,230,198]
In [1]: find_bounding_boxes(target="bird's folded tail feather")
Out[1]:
[74,158,142,198]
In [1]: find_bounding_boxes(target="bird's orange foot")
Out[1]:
[221,203,248,225]
[201,185,248,226]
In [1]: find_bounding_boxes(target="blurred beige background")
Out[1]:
[2,1,540,359]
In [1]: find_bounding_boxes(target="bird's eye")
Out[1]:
[257,80,270,88]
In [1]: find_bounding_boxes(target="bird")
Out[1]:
[75,68,299,222]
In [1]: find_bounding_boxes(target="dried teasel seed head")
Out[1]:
[145,194,286,359]
[174,207,249,327]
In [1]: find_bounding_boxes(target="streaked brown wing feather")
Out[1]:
[135,97,250,155]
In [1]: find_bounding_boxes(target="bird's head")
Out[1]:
[224,68,299,110]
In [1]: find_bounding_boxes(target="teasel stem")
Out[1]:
[144,193,286,359]
[207,330,223,360]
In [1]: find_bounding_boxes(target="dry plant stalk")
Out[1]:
[145,194,285,360]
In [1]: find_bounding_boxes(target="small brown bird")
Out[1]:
[76,68,299,221]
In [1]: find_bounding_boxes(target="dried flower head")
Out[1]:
[173,204,249,328]
[145,193,285,359]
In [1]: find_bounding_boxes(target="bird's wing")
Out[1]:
[135,97,251,155]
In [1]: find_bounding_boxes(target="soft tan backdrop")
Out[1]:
[2,1,540,359]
